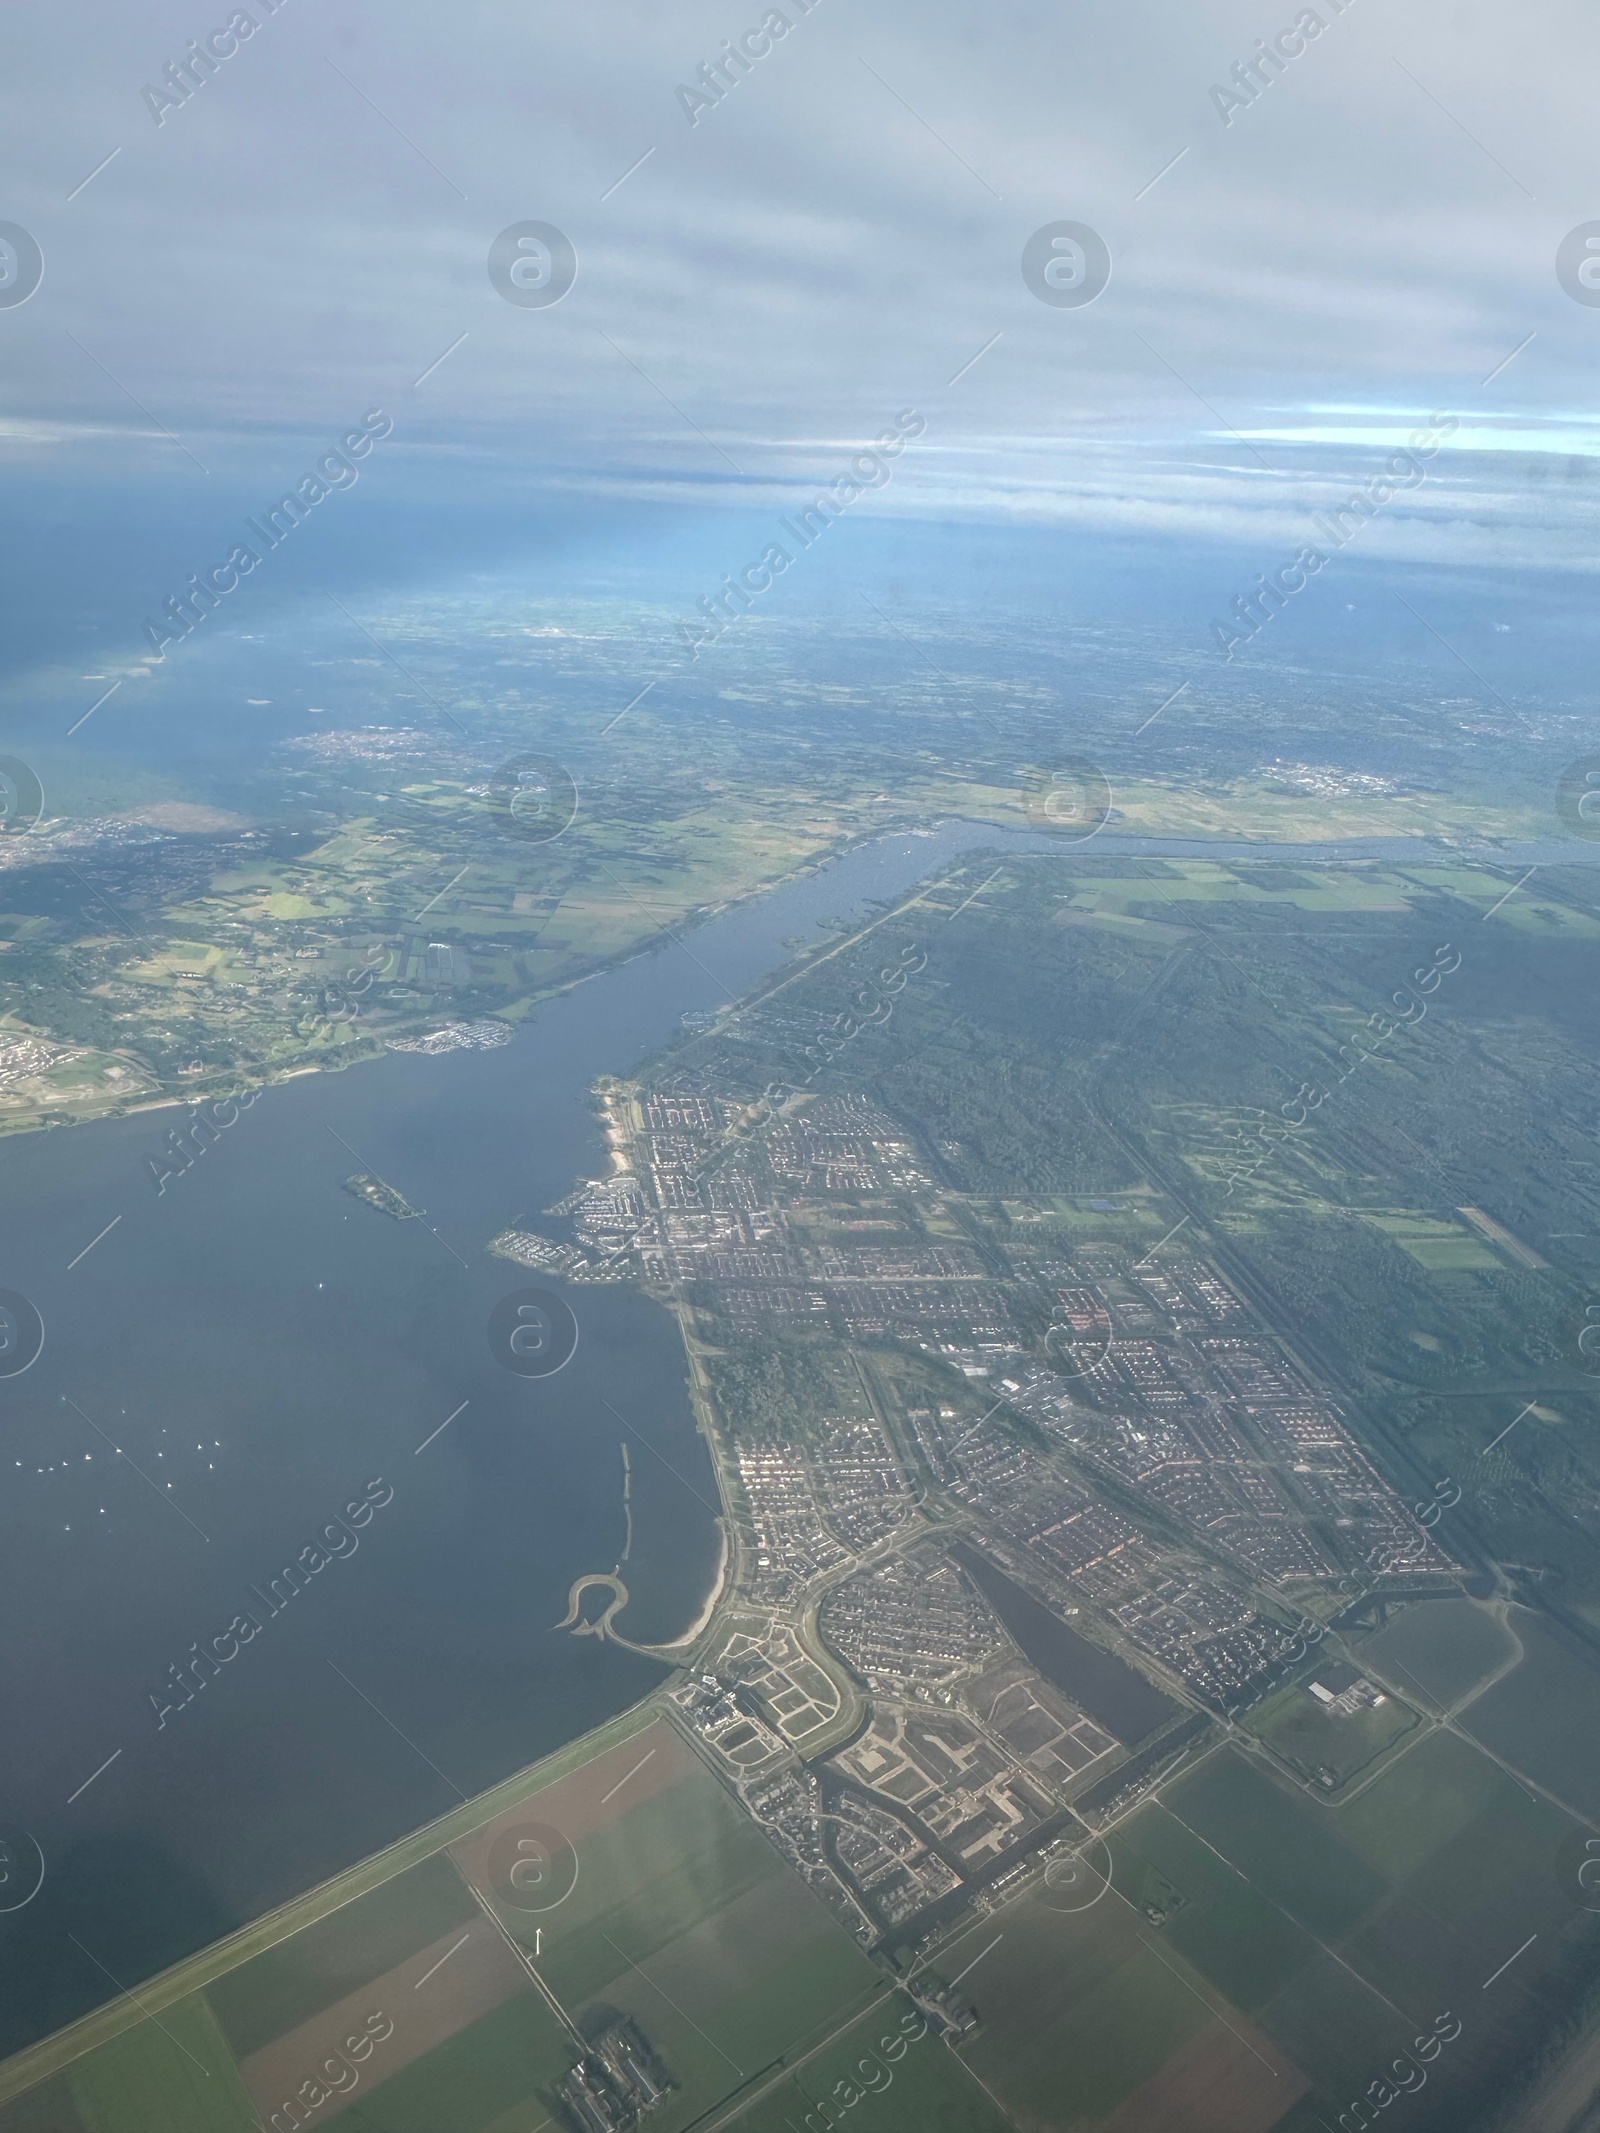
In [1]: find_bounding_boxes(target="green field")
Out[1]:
[462,1729,885,2132]
[1244,1677,1418,1789]
[310,1995,572,2133]
[1362,1212,1501,1271]
[724,1995,1012,2133]
[0,2076,84,2133]
[67,1999,258,2133]
[1460,1612,1600,1822]
[1334,1726,1509,1879]
[0,1712,884,2133]
[1356,1598,1519,1712]
[1111,1803,1321,2013]
[922,1714,1600,2132]
[949,1893,1219,2126]
[944,1879,1299,2133]
[206,1853,479,2062]
[1055,862,1425,918]
[0,716,914,1137]
[298,1718,892,2133]
[1161,1752,1388,1943]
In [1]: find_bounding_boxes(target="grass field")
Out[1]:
[67,1998,258,2133]
[1054,863,1425,918]
[1356,1598,1519,1711]
[17,1621,1600,2133]
[206,1853,479,2062]
[722,1994,1013,2133]
[1334,1726,1509,1879]
[1161,1752,1389,1942]
[447,1719,885,2133]
[0,2074,85,2133]
[1111,1804,1321,2014]
[1460,1611,1600,1822]
[1361,1212,1501,1271]
[1335,1716,1598,2020]
[0,1708,883,2133]
[1244,1677,1418,1788]
[944,1880,1302,2133]
[310,1995,573,2133]
[929,1707,1600,2133]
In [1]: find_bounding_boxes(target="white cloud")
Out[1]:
[2,0,1597,572]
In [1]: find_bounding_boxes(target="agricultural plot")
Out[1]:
[206,1853,481,2062]
[449,1720,885,2132]
[1459,1611,1600,1823]
[1361,1211,1501,1271]
[1334,1726,1511,1881]
[297,1996,573,2133]
[0,1713,881,2133]
[1161,1753,1389,1943]
[0,730,883,1136]
[1356,1597,1519,1712]
[1109,1804,1321,2014]
[930,1707,1600,2133]
[68,1999,258,2133]
[1243,1676,1418,1791]
[723,1996,1012,2133]
[0,2076,84,2133]
[945,1881,1302,2133]
[1056,862,1423,920]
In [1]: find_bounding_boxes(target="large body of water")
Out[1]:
[0,818,1579,2054]
[0,819,1060,2055]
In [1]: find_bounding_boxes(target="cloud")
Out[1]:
[2,0,1597,575]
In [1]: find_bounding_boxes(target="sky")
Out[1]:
[2,0,1599,712]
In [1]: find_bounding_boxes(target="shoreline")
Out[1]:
[0,823,904,1145]
[0,1700,666,2106]
[0,815,1541,1146]
[645,1516,729,1654]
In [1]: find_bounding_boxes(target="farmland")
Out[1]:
[1460,1612,1600,1824]
[448,1721,885,2132]
[0,1711,884,2133]
[715,1995,1013,2133]
[1356,1597,1519,1711]
[923,1694,1600,2133]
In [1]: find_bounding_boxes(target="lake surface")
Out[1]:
[951,1541,1176,1744]
[0,818,1062,2054]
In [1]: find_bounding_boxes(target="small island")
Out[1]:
[343,1171,422,1221]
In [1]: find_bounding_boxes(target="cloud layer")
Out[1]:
[3,0,1598,570]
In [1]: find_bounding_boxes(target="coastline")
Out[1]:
[0,817,998,2067]
[0,827,894,1145]
[645,1516,729,1654]
[0,1700,666,2106]
[0,816,1519,1147]
[0,813,1121,2069]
